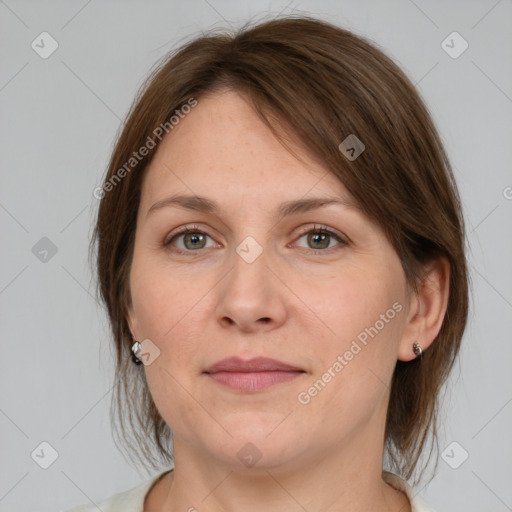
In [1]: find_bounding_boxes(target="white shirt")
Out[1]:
[65,470,436,511]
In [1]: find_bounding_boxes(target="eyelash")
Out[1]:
[163,224,348,256]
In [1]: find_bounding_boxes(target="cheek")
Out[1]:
[300,259,403,345]
[295,259,405,401]
[130,251,203,338]
[129,259,210,426]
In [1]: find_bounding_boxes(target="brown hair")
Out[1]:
[90,14,469,483]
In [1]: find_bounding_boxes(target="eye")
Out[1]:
[163,224,216,253]
[292,224,347,254]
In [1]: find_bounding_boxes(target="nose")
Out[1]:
[215,244,288,333]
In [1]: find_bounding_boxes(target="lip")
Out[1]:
[205,356,303,373]
[204,357,305,392]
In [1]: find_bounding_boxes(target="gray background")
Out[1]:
[1,1,511,511]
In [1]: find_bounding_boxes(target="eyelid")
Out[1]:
[163,223,211,246]
[293,223,348,244]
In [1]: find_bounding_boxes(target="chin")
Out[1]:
[195,423,305,471]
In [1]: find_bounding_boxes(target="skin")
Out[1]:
[127,89,449,512]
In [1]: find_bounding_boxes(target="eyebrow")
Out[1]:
[146,194,360,221]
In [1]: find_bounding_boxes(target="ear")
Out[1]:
[398,256,450,361]
[126,303,139,341]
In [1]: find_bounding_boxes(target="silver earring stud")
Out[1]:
[131,341,143,365]
[413,342,423,358]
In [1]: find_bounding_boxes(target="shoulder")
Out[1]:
[64,470,171,512]
[382,471,437,512]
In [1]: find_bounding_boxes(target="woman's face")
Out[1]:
[127,89,413,471]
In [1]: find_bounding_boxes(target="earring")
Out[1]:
[413,342,423,358]
[131,340,143,365]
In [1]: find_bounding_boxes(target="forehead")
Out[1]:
[139,90,353,210]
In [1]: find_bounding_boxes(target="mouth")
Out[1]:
[203,357,306,392]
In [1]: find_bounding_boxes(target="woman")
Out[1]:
[69,15,468,512]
